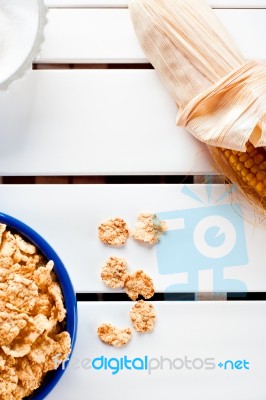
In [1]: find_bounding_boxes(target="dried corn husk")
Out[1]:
[129,0,266,212]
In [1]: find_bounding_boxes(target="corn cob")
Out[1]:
[210,143,266,208]
[129,0,266,213]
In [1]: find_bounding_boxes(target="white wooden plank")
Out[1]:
[39,9,266,62]
[47,301,266,400]
[0,70,212,176]
[1,184,266,293]
[40,9,145,63]
[45,0,128,6]
[211,0,266,6]
[44,0,266,9]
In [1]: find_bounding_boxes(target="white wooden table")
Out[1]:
[1,1,266,399]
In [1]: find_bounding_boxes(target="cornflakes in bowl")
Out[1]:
[0,212,77,400]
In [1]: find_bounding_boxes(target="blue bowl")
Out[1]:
[0,212,77,400]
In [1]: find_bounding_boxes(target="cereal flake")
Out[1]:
[98,217,129,246]
[130,300,156,333]
[124,270,154,301]
[0,232,17,257]
[97,323,131,347]
[0,226,71,399]
[101,256,128,288]
[0,312,28,346]
[5,275,38,313]
[33,260,54,291]
[133,213,167,244]
[15,234,36,255]
[0,224,6,245]
[48,281,66,323]
[0,256,13,269]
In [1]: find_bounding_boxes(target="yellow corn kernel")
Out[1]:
[224,150,231,158]
[239,153,249,163]
[241,168,249,177]
[260,161,266,170]
[250,149,259,157]
[256,182,264,193]
[229,155,238,164]
[245,159,254,169]
[257,171,265,181]
[254,154,264,165]
[236,163,244,172]
[251,178,258,188]
[246,143,254,153]
[246,173,254,182]
[251,166,259,174]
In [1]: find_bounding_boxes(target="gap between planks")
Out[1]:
[76,292,266,301]
[33,63,153,69]
[0,176,196,185]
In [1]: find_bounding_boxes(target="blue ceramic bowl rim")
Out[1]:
[0,212,77,400]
